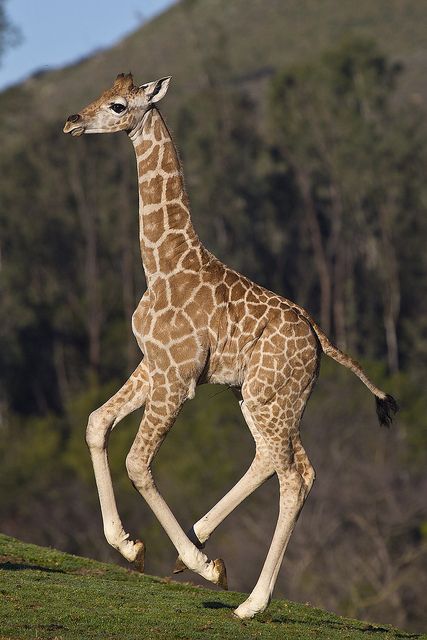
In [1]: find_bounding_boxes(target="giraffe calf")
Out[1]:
[64,73,398,619]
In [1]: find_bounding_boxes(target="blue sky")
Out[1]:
[0,0,176,90]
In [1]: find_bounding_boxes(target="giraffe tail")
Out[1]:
[296,307,399,427]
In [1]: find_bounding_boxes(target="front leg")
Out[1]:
[86,361,148,568]
[125,376,228,589]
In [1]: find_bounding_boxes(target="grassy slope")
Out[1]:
[1,0,426,149]
[0,534,424,640]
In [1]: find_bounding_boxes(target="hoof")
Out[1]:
[213,558,228,590]
[233,605,255,620]
[172,555,187,574]
[233,597,267,619]
[133,540,145,573]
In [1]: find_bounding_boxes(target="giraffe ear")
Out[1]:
[139,76,171,103]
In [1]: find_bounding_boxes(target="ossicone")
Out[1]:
[114,72,135,91]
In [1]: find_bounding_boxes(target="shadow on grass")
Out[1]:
[203,601,235,610]
[202,601,422,637]
[0,561,65,574]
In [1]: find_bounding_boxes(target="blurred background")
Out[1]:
[0,0,426,632]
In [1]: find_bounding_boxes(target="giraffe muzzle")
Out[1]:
[63,113,86,136]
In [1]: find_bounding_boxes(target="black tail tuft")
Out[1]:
[375,394,399,428]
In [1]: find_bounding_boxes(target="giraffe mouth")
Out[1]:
[70,126,85,137]
[63,121,86,136]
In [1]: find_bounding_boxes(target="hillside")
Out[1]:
[1,0,426,147]
[0,533,423,640]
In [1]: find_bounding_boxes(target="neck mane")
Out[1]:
[129,107,203,286]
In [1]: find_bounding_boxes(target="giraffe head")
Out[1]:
[63,73,171,137]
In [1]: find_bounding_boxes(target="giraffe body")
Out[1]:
[63,73,397,619]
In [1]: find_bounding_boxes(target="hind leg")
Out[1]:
[174,393,275,573]
[266,436,315,597]
[234,393,315,619]
[194,403,275,544]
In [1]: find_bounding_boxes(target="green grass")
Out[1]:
[0,534,424,640]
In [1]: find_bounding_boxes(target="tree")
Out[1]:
[0,0,20,65]
[269,37,426,371]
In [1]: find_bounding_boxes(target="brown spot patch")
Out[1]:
[193,285,215,314]
[246,289,259,303]
[143,208,165,244]
[166,176,183,201]
[261,354,275,369]
[158,233,187,272]
[167,366,181,384]
[153,118,163,141]
[169,272,200,307]
[184,300,208,325]
[138,145,160,174]
[140,247,157,273]
[294,321,310,337]
[269,333,286,351]
[248,302,266,319]
[180,250,202,271]
[140,174,163,205]
[283,309,299,323]
[230,281,247,301]
[170,336,198,363]
[230,300,245,321]
[153,284,169,311]
[171,312,194,337]
[215,283,228,304]
[153,309,175,339]
[132,309,143,335]
[168,202,189,230]
[136,139,153,156]
[224,271,239,287]
[145,342,171,369]
[151,385,168,403]
[152,372,166,386]
[162,142,177,173]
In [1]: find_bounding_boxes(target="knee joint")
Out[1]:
[86,409,111,450]
[278,467,307,500]
[304,465,316,493]
[251,453,275,478]
[126,451,152,492]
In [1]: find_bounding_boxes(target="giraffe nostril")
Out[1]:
[67,113,81,123]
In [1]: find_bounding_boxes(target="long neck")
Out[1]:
[129,107,202,286]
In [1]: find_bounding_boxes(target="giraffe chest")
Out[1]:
[131,287,208,377]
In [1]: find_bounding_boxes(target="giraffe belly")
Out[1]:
[205,347,247,387]
[207,368,241,386]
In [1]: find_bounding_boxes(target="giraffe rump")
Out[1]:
[290,304,399,427]
[375,394,399,428]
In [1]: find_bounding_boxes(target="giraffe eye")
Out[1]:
[110,103,126,114]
